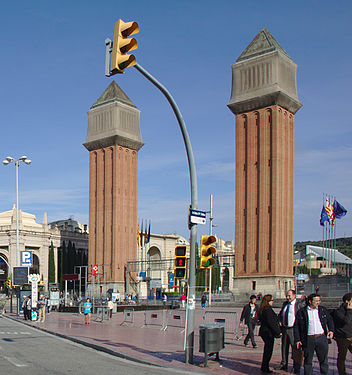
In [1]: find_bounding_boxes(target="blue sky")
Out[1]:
[0,1,351,244]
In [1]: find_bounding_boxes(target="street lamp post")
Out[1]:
[2,156,31,267]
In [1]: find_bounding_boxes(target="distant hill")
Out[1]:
[294,237,352,259]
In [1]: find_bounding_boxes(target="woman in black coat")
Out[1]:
[258,294,282,373]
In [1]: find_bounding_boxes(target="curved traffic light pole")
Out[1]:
[134,63,198,364]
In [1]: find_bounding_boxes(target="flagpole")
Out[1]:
[322,193,326,267]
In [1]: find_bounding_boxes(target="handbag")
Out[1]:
[292,346,304,366]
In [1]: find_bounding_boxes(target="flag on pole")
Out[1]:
[320,206,329,226]
[140,220,143,246]
[137,221,140,244]
[325,198,335,226]
[144,220,148,243]
[145,221,151,244]
[333,200,347,219]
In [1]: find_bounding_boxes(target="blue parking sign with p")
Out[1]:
[21,251,32,267]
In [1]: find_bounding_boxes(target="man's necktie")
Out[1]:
[284,303,290,326]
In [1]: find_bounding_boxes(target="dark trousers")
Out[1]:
[244,321,256,346]
[336,337,352,375]
[304,335,329,375]
[261,335,275,371]
[281,327,301,372]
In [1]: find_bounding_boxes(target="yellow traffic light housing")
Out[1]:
[200,235,216,269]
[174,246,187,279]
[111,19,139,74]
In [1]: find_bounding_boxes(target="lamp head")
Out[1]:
[2,160,9,165]
[19,156,28,161]
[6,156,14,163]
[24,159,31,165]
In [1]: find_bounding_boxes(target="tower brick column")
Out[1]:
[228,28,302,298]
[84,81,144,293]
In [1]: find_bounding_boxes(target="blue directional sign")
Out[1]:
[169,273,175,288]
[21,251,33,267]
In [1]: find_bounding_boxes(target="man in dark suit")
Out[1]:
[240,294,259,348]
[278,289,304,373]
[294,293,334,375]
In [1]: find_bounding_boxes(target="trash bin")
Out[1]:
[199,323,224,366]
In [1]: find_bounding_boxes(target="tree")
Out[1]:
[48,241,55,283]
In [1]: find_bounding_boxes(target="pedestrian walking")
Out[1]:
[294,293,334,375]
[277,289,304,373]
[37,295,46,323]
[258,294,281,373]
[240,294,259,348]
[83,298,92,325]
[201,292,207,309]
[107,297,114,319]
[22,296,28,320]
[26,295,32,321]
[162,293,167,306]
[180,294,186,308]
[333,292,352,375]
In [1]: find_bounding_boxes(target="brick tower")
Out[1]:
[228,28,302,298]
[84,81,144,293]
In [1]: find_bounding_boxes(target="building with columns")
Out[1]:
[228,27,302,298]
[0,206,88,291]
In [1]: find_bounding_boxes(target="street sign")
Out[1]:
[21,250,32,267]
[13,267,29,286]
[189,209,206,225]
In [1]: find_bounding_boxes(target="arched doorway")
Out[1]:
[0,253,9,291]
[30,254,40,275]
[147,247,162,299]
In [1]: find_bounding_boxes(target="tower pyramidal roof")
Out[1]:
[237,27,290,62]
[91,81,136,109]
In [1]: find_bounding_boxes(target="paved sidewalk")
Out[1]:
[5,307,350,375]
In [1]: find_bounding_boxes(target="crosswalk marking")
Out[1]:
[4,356,28,367]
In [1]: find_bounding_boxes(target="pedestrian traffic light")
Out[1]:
[174,246,187,279]
[200,235,216,269]
[111,19,139,74]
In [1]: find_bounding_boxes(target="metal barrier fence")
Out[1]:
[204,311,238,336]
[120,308,134,326]
[95,306,110,322]
[143,310,167,330]
[165,309,186,332]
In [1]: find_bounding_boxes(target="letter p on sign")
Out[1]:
[21,251,32,267]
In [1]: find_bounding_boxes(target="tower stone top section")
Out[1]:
[228,27,302,115]
[84,81,144,152]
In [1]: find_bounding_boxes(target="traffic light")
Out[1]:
[200,235,216,269]
[5,279,11,289]
[174,246,187,279]
[111,19,139,74]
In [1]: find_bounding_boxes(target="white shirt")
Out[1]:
[283,299,297,327]
[307,306,324,335]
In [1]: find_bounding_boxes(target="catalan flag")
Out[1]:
[137,221,140,245]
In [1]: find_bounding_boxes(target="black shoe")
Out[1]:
[261,369,273,374]
[276,365,288,371]
[253,344,257,348]
[244,342,248,347]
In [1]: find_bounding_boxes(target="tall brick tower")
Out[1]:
[84,81,144,293]
[228,28,302,298]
